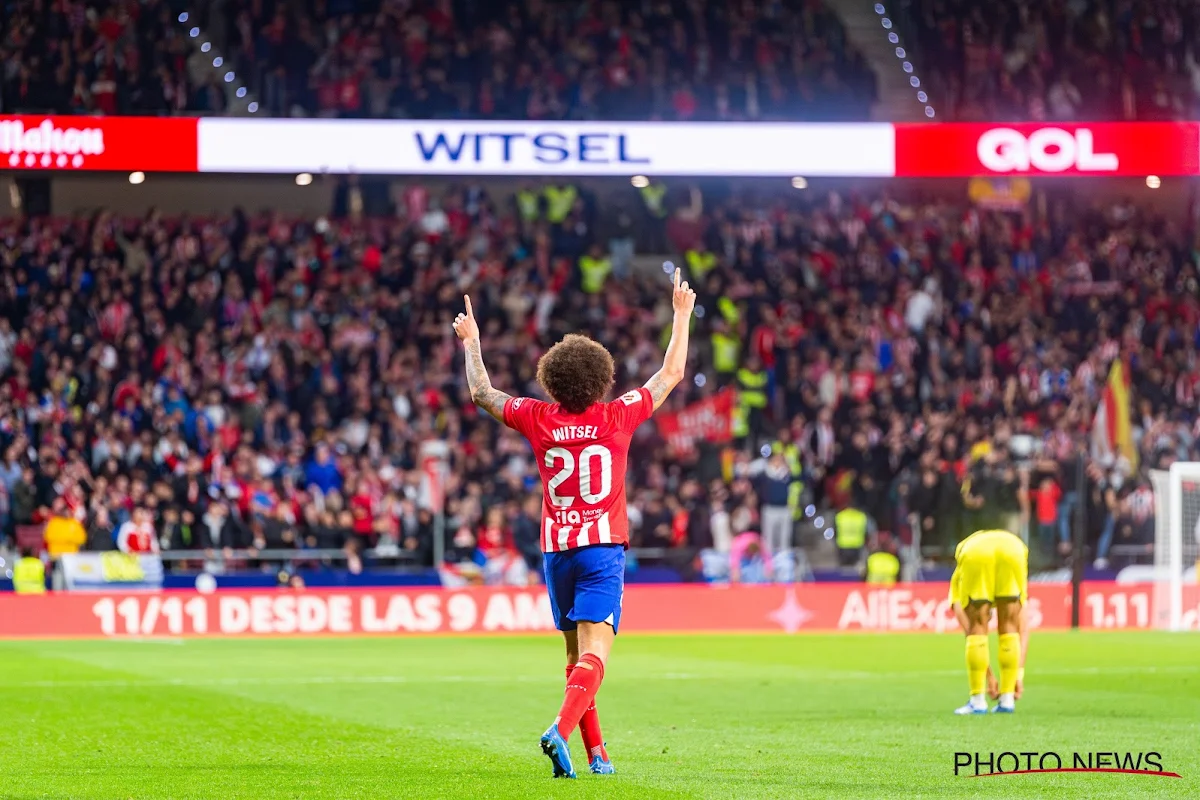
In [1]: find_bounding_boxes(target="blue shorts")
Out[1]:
[543,544,625,635]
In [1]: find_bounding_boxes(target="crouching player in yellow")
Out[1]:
[949,529,1030,715]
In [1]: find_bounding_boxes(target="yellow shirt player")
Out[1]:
[948,529,1030,715]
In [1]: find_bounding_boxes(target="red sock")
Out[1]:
[567,665,608,761]
[555,653,604,740]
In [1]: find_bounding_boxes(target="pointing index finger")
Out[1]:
[464,295,473,317]
[673,267,680,289]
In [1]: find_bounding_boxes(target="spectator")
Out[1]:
[834,501,875,568]
[729,530,772,584]
[12,548,46,594]
[43,499,87,559]
[511,495,544,578]
[116,508,159,554]
[865,535,901,587]
[756,450,795,556]
[198,501,246,556]
[305,443,343,495]
[85,506,116,552]
[1030,476,1062,568]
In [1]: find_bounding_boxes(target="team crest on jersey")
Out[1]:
[512,397,526,410]
[619,391,641,406]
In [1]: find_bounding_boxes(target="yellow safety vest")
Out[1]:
[835,508,869,550]
[13,557,46,594]
[773,441,805,518]
[737,368,768,409]
[866,551,900,586]
[712,333,740,373]
[639,183,667,218]
[579,256,612,294]
[685,249,716,281]
[717,296,741,325]
[543,185,577,223]
[773,442,802,477]
[516,190,540,222]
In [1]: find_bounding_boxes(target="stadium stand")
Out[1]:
[219,0,878,120]
[0,0,226,115]
[0,182,1186,583]
[2,0,877,120]
[906,0,1200,120]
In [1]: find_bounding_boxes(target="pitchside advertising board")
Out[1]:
[3,116,1200,177]
[0,583,1196,637]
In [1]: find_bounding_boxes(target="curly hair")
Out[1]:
[536,334,615,414]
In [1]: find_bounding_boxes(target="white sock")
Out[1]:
[969,693,987,709]
[999,692,1015,709]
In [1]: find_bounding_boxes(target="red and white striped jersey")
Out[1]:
[503,388,653,553]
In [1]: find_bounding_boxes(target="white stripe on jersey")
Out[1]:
[575,522,592,548]
[544,518,553,552]
[598,513,612,544]
[557,526,572,551]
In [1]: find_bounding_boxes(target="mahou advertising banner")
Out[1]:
[0,583,1193,638]
[655,389,735,456]
[0,116,198,171]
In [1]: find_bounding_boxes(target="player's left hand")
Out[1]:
[671,267,696,315]
[986,668,999,700]
[453,295,480,342]
[1014,676,1024,700]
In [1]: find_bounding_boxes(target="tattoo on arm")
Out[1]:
[464,339,511,422]
[644,369,677,411]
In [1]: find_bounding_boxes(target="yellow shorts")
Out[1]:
[949,530,1028,608]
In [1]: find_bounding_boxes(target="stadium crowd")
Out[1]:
[909,0,1200,121]
[2,0,876,121]
[0,179,1191,584]
[0,0,229,116]
[222,0,876,121]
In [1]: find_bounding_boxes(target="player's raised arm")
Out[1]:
[453,295,511,423]
[644,267,696,411]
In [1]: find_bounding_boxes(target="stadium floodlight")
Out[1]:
[178,12,188,22]
[128,171,146,185]
[791,177,808,189]
[1146,175,1162,189]
[631,175,649,188]
[248,102,259,112]
[296,173,313,186]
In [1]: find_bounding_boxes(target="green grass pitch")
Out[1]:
[1,632,1198,799]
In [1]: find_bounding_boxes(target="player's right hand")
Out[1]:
[672,267,696,315]
[1014,677,1024,700]
[453,295,480,342]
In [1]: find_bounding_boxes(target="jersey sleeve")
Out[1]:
[502,396,544,438]
[611,387,654,433]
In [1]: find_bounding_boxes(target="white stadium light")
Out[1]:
[128,171,146,185]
